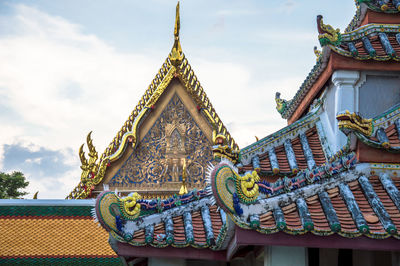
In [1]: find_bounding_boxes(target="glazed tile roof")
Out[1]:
[278,2,400,120]
[128,205,226,248]
[330,24,400,61]
[338,103,400,152]
[360,0,400,13]
[95,151,400,257]
[224,163,400,239]
[95,191,233,251]
[345,1,400,33]
[0,200,121,265]
[238,104,331,176]
[239,126,326,176]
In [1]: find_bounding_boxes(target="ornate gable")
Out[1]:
[67,3,238,199]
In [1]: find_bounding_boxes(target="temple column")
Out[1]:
[148,257,186,266]
[331,70,360,152]
[263,246,307,266]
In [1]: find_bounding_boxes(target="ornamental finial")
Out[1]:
[174,1,180,38]
[170,1,183,65]
[317,15,342,47]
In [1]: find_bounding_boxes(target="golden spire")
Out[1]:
[174,1,180,38]
[169,1,183,65]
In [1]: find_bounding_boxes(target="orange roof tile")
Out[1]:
[0,217,116,258]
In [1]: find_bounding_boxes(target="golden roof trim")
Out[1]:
[67,4,238,199]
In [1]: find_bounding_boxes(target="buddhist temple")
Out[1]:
[1,0,400,265]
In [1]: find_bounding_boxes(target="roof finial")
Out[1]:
[174,1,180,39]
[169,1,183,65]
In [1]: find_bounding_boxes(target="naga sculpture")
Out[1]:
[317,15,342,46]
[275,92,288,115]
[337,110,373,136]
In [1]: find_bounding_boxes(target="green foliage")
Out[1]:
[0,171,29,199]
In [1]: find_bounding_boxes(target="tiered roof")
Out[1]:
[90,0,400,261]
[277,0,400,122]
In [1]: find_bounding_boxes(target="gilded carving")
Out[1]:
[109,94,213,193]
[337,110,373,136]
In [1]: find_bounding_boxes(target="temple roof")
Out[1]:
[345,0,400,33]
[277,1,400,121]
[95,190,232,250]
[239,103,331,176]
[94,152,400,258]
[324,23,400,61]
[68,3,238,199]
[92,82,400,258]
[227,163,400,239]
[82,2,400,260]
[0,200,120,265]
[361,0,400,13]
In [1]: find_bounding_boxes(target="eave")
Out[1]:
[288,52,400,124]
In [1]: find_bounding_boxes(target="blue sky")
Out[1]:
[0,1,356,198]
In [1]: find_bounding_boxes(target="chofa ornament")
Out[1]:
[317,15,342,46]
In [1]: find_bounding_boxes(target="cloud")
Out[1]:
[0,4,162,151]
[0,4,302,198]
[0,4,163,197]
[1,142,78,198]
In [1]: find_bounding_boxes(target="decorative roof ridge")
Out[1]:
[373,102,400,122]
[208,151,358,212]
[96,192,213,232]
[68,3,238,199]
[229,164,400,238]
[94,190,233,250]
[345,1,400,33]
[279,12,400,121]
[240,100,323,163]
[327,22,400,61]
[207,152,400,238]
[278,45,331,120]
[345,2,368,33]
[237,161,368,218]
[135,188,210,216]
[343,22,400,38]
[359,0,400,13]
[256,152,357,199]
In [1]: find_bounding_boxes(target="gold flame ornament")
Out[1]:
[169,1,183,65]
[179,158,188,195]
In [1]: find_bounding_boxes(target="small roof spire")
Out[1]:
[169,1,183,65]
[174,1,180,38]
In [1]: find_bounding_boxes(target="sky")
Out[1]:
[0,0,357,198]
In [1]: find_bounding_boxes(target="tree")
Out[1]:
[0,171,29,199]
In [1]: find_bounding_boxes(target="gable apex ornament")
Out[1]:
[169,2,183,65]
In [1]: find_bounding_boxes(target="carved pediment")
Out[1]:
[102,87,215,198]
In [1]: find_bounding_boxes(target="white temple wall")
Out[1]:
[320,70,400,154]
